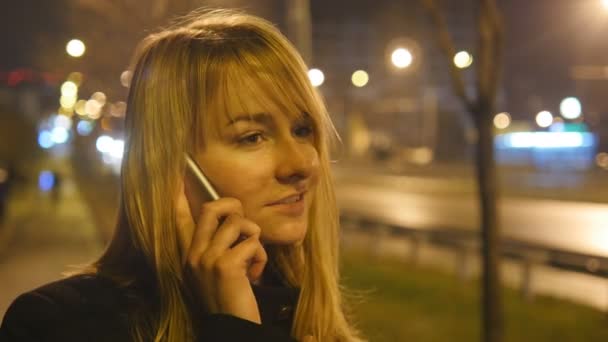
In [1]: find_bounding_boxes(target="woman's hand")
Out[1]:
[176,181,267,324]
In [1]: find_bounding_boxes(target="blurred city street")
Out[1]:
[0,156,103,317]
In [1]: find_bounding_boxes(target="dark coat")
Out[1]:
[0,274,300,341]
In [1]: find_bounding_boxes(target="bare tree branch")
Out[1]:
[420,0,475,113]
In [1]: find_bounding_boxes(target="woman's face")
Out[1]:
[188,95,320,245]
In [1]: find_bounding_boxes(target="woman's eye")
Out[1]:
[238,133,264,145]
[294,124,314,138]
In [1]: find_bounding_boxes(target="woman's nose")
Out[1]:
[275,139,318,184]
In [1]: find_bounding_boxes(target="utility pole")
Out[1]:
[286,0,312,65]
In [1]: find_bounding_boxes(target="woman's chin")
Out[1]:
[260,221,308,245]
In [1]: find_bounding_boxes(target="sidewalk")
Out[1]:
[0,155,104,318]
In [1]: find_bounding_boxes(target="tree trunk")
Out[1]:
[475,99,503,342]
[419,1,504,340]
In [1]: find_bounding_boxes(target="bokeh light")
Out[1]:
[109,101,127,117]
[351,70,369,87]
[453,51,473,68]
[535,110,553,128]
[308,68,325,87]
[109,139,125,159]
[91,92,107,106]
[60,95,77,109]
[596,152,608,169]
[96,135,114,153]
[493,112,511,129]
[560,97,582,120]
[38,171,55,192]
[53,114,72,130]
[38,130,53,149]
[66,39,86,57]
[60,81,78,97]
[85,99,103,119]
[75,100,87,116]
[76,120,94,136]
[391,48,413,69]
[50,127,69,144]
[67,72,83,86]
[120,70,132,88]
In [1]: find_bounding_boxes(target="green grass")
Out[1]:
[341,251,608,342]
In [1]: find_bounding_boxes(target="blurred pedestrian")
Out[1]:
[1,9,363,342]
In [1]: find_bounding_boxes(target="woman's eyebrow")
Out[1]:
[225,112,272,126]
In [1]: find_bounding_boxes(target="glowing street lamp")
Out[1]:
[351,70,369,87]
[454,51,473,69]
[535,110,553,128]
[560,97,582,120]
[493,112,511,129]
[308,68,324,87]
[66,39,86,58]
[391,48,413,69]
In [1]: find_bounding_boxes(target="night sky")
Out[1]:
[1,0,607,119]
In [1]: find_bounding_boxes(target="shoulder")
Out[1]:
[0,274,130,341]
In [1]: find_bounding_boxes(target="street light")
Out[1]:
[391,48,413,69]
[560,97,582,120]
[66,39,86,58]
[535,110,553,128]
[493,112,511,129]
[454,51,473,69]
[308,68,324,87]
[351,70,369,87]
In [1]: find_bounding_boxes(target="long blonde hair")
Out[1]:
[91,8,363,341]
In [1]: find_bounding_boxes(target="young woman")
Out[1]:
[0,9,364,342]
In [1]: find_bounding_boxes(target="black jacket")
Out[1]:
[0,274,299,341]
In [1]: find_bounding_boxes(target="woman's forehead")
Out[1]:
[211,76,304,124]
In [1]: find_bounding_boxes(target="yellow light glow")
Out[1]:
[391,48,413,69]
[308,68,324,87]
[454,51,473,69]
[67,72,83,86]
[66,39,86,58]
[603,0,608,10]
[120,70,132,88]
[85,99,103,119]
[58,106,74,116]
[535,110,553,128]
[109,101,127,117]
[351,70,369,87]
[493,112,511,129]
[60,81,78,97]
[596,152,608,169]
[91,92,107,106]
[75,100,87,116]
[60,95,77,109]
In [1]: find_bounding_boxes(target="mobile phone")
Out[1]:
[184,153,220,201]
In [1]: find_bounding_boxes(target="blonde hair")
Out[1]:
[91,8,363,341]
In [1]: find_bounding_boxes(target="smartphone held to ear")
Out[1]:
[184,153,220,203]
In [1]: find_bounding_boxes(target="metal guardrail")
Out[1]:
[339,211,608,301]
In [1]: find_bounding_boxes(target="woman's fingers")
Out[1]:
[223,235,268,282]
[185,198,244,264]
[204,214,261,255]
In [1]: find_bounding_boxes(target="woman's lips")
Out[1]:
[267,192,306,216]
